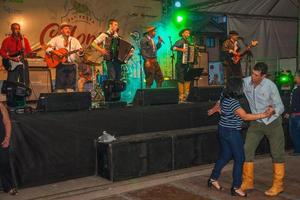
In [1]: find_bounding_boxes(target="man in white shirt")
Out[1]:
[46,22,83,92]
[241,62,285,196]
[91,19,121,81]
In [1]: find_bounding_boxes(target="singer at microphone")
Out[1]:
[140,26,164,88]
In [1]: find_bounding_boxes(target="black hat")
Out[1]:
[229,30,239,36]
[179,28,191,37]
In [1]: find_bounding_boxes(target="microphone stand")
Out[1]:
[168,36,175,80]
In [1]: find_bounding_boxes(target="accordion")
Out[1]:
[182,43,195,64]
[104,37,134,64]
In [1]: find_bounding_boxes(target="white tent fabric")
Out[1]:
[184,0,299,59]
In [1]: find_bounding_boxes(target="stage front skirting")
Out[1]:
[10,102,219,187]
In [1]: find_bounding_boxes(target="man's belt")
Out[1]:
[291,112,300,116]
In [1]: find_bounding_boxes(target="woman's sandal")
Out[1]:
[207,178,224,191]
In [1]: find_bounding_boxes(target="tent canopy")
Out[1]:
[183,0,299,19]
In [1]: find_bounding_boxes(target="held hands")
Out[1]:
[261,106,275,118]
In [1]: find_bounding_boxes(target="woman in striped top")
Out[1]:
[207,77,273,197]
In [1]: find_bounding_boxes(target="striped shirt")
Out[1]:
[219,95,243,130]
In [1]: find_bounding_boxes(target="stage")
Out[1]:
[9,98,291,188]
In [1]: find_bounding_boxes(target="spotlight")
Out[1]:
[177,15,183,23]
[174,1,181,8]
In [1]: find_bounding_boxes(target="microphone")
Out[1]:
[130,31,140,40]
[158,36,165,44]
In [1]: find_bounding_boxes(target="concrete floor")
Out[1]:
[1,154,299,200]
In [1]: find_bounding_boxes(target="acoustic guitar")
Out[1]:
[45,48,81,68]
[232,40,258,64]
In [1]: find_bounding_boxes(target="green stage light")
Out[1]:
[177,15,183,23]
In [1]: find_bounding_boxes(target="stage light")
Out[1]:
[177,15,184,23]
[174,1,182,8]
[275,71,294,94]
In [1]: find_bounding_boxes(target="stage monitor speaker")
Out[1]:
[28,67,53,101]
[187,86,223,102]
[37,92,91,112]
[194,52,208,73]
[132,88,178,106]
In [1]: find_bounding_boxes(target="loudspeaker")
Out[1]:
[28,67,52,101]
[173,126,218,169]
[97,134,173,181]
[132,88,178,106]
[194,52,208,73]
[37,92,91,112]
[187,86,223,102]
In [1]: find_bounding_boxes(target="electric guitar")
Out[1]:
[232,40,258,64]
[2,52,25,71]
[45,48,82,68]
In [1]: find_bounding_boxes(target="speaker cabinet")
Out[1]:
[28,67,53,101]
[97,134,173,181]
[132,88,178,106]
[37,92,91,112]
[187,86,223,102]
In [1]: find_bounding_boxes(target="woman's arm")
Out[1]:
[0,103,11,148]
[208,101,220,116]
[235,107,273,121]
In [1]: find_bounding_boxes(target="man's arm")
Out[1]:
[23,37,32,56]
[172,40,186,52]
[140,37,149,59]
[270,83,284,116]
[0,38,9,58]
[0,103,11,148]
[91,33,108,55]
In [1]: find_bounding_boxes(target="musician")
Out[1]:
[91,19,121,81]
[0,23,32,107]
[222,31,242,80]
[46,22,84,92]
[140,26,164,88]
[172,28,192,103]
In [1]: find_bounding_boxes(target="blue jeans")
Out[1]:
[289,115,300,153]
[210,126,245,188]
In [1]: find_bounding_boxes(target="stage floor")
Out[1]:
[0,153,298,200]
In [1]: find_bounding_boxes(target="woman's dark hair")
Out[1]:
[223,77,244,99]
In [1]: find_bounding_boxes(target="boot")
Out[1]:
[241,162,254,191]
[178,83,184,103]
[183,81,191,101]
[264,163,285,196]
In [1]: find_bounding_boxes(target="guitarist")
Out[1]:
[46,22,84,92]
[0,23,32,107]
[222,31,243,81]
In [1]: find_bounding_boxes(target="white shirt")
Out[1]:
[93,30,118,47]
[243,76,284,125]
[46,35,83,63]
